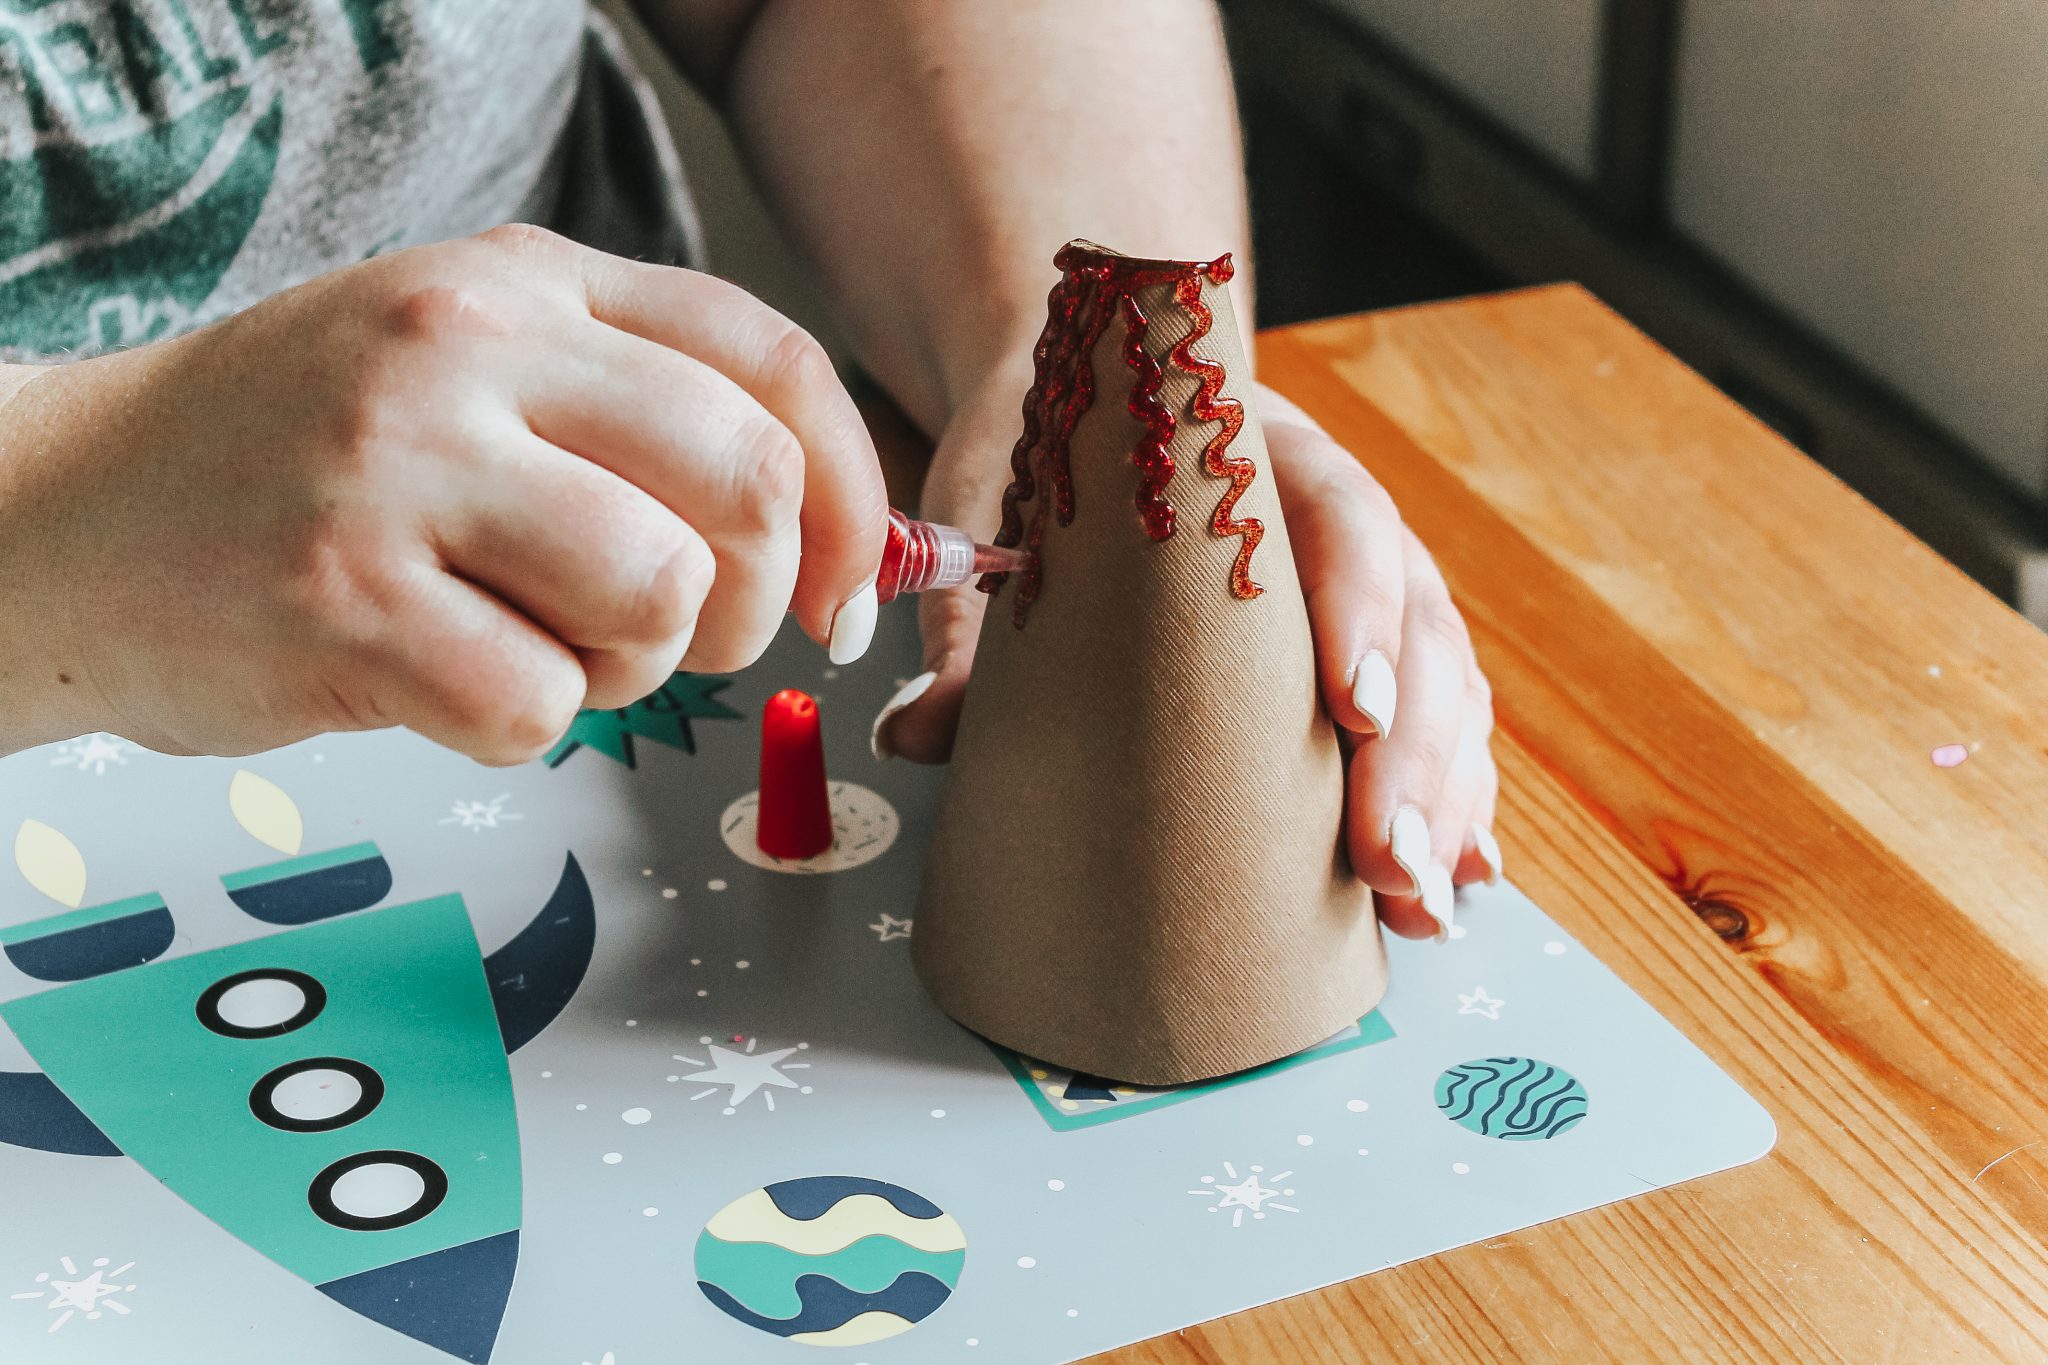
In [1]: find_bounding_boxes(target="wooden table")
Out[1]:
[904,285,2048,1362]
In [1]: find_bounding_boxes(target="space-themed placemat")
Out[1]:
[0,609,1775,1364]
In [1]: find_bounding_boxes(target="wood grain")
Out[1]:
[1065,288,2048,1360]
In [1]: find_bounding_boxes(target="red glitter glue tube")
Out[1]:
[875,507,1029,606]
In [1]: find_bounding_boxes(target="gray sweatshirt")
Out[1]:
[0,0,700,362]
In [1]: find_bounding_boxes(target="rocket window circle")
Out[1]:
[197,968,326,1039]
[250,1057,384,1133]
[309,1150,449,1231]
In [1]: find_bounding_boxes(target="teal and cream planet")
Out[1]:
[1435,1056,1590,1140]
[695,1176,966,1346]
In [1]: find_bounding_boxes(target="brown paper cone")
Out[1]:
[913,242,1386,1086]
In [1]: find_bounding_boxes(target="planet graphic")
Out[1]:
[695,1175,966,1346]
[1435,1056,1590,1140]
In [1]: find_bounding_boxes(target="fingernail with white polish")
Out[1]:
[828,581,879,666]
[1389,806,1430,897]
[1472,825,1504,885]
[1422,864,1456,942]
[870,670,938,761]
[1350,650,1397,737]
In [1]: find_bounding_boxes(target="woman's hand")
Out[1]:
[0,225,887,763]
[876,375,1499,940]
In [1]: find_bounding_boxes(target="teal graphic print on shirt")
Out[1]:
[0,0,403,357]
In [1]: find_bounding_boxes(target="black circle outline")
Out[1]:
[196,968,326,1039]
[249,1057,384,1134]
[307,1150,449,1232]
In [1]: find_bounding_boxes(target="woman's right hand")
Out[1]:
[0,225,887,762]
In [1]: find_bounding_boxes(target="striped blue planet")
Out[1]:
[1435,1057,1590,1140]
[695,1176,966,1346]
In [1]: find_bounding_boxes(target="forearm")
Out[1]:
[720,0,1252,435]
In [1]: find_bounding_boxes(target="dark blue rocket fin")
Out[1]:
[318,1230,518,1363]
[484,854,594,1054]
[0,1069,120,1156]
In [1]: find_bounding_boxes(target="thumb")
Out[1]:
[871,578,986,763]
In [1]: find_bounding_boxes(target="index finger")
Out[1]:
[566,239,889,658]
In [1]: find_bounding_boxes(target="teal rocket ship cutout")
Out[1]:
[545,672,741,768]
[0,777,595,1363]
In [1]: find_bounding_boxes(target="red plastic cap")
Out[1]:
[757,689,834,860]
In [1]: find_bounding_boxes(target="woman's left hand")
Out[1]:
[876,374,1501,941]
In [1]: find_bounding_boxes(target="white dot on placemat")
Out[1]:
[708,879,727,891]
[539,1071,552,1079]
[574,1103,587,1112]
[602,1152,621,1165]
[661,887,678,900]
[1066,1309,1080,1318]
[641,868,652,877]
[621,1107,651,1125]
[1544,941,1567,955]
[1448,924,1468,940]
[930,1109,946,1119]
[1296,1134,1314,1146]
[1452,1162,1471,1175]
[642,1207,659,1217]
[735,960,750,970]
[1346,1099,1369,1113]
[1016,1256,1036,1269]
[799,1085,813,1094]
[695,989,708,998]
[1047,1179,1065,1191]
[665,1074,679,1082]
[624,1019,637,1028]
[1357,1148,1370,1157]
[965,1340,978,1348]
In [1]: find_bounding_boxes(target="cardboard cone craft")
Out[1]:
[913,241,1386,1086]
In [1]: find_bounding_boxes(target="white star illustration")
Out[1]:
[11,1256,137,1332]
[1457,986,1505,1020]
[1187,1162,1298,1228]
[49,735,130,776]
[869,913,913,941]
[673,1037,810,1113]
[439,794,523,832]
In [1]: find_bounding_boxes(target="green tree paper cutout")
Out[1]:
[545,674,741,769]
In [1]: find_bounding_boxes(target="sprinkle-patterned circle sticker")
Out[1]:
[695,1175,965,1346]
[720,784,899,874]
[1435,1057,1589,1140]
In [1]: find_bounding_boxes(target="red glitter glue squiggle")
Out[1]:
[1171,262,1264,600]
[1121,291,1178,542]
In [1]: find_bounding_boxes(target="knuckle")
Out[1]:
[760,322,836,397]
[619,534,713,647]
[451,673,580,766]
[1404,729,1457,791]
[729,417,805,530]
[385,282,509,346]
[286,506,389,637]
[1409,585,1470,654]
[477,222,566,260]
